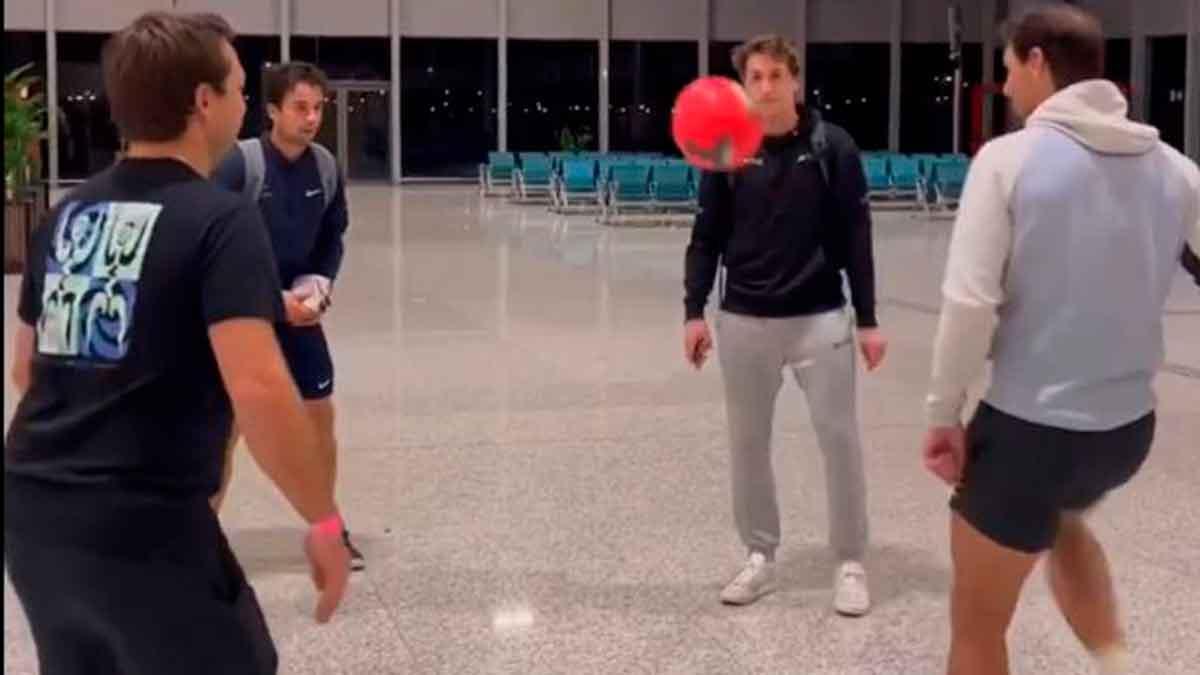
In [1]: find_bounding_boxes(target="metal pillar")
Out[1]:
[1130,7,1147,121]
[281,0,291,62]
[889,0,902,151]
[950,2,964,155]
[390,0,401,182]
[796,0,808,91]
[46,0,59,189]
[981,0,999,143]
[499,0,508,152]
[600,0,611,153]
[1186,0,1199,162]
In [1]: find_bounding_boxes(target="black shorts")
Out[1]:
[4,480,278,674]
[950,402,1154,554]
[276,324,334,400]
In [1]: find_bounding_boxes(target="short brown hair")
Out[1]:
[263,62,329,109]
[732,35,802,80]
[1002,3,1104,89]
[103,12,236,142]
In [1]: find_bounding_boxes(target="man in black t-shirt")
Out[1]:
[4,12,349,674]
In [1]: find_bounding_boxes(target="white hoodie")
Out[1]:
[926,80,1200,430]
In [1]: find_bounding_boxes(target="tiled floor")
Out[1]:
[5,185,1199,674]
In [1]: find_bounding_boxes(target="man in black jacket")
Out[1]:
[683,35,887,613]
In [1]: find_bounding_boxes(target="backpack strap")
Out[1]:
[809,119,832,187]
[310,142,339,211]
[238,138,266,202]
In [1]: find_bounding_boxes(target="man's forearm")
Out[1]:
[926,299,998,426]
[232,382,338,523]
[845,216,879,328]
[683,247,720,320]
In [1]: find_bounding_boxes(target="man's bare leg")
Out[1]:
[305,399,337,495]
[948,512,1039,675]
[1047,513,1128,670]
[306,398,362,568]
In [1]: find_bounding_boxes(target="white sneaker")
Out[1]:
[720,552,776,605]
[833,561,871,616]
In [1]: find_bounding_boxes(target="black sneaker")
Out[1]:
[343,530,365,572]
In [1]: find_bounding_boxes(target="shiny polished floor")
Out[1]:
[5,185,1200,674]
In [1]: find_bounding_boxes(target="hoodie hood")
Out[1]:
[1026,79,1159,155]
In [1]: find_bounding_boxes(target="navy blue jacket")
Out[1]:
[213,136,349,287]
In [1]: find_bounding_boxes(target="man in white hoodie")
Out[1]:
[921,5,1200,675]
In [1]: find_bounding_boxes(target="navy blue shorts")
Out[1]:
[275,325,334,400]
[950,403,1154,554]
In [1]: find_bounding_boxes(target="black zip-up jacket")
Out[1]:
[683,105,878,328]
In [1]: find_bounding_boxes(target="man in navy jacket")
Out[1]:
[214,61,362,570]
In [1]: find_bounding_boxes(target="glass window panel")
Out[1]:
[609,41,697,154]
[807,43,891,151]
[708,40,741,81]
[236,36,281,139]
[402,38,498,178]
[900,42,982,153]
[508,40,598,153]
[1147,35,1186,152]
[57,32,117,180]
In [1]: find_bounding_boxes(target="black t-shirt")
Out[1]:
[5,158,284,497]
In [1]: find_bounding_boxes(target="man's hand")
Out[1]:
[857,327,888,372]
[684,319,714,370]
[922,425,967,486]
[305,517,351,623]
[283,290,322,327]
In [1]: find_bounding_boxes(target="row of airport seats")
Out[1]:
[861,152,970,213]
[481,149,971,221]
[480,151,700,222]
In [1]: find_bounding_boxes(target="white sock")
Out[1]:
[1093,644,1130,674]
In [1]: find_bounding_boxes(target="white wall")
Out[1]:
[5,0,45,30]
[509,0,604,40]
[293,0,388,37]
[712,0,795,41]
[175,0,278,35]
[809,0,893,43]
[902,0,985,43]
[612,0,704,41]
[400,0,499,38]
[1074,0,1134,38]
[56,0,172,33]
[14,0,1171,42]
[1135,0,1190,36]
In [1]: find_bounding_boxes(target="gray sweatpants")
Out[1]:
[715,307,869,561]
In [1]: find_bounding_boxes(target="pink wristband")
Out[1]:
[311,513,343,537]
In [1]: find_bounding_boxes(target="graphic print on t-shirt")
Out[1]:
[38,201,163,361]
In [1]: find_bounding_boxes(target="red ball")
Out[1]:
[671,76,764,172]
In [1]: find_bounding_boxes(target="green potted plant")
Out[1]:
[558,126,594,153]
[5,63,46,273]
[5,63,45,200]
